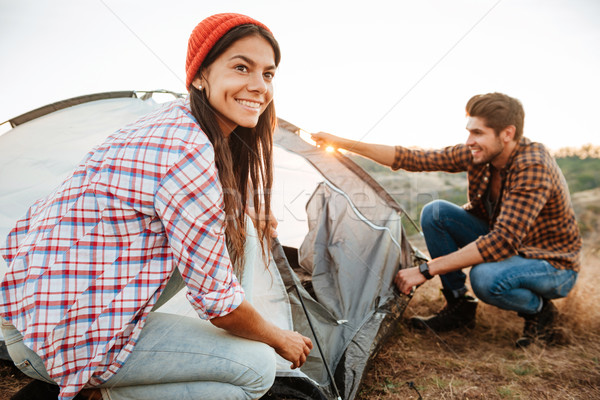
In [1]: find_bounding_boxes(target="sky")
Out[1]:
[1,0,599,150]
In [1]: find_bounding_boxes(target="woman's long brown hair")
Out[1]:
[189,24,280,277]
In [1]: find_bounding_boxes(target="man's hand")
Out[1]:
[311,132,343,149]
[273,329,313,369]
[394,266,427,295]
[395,242,485,295]
[310,132,397,167]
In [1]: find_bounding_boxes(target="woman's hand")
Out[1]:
[211,301,312,369]
[273,329,313,369]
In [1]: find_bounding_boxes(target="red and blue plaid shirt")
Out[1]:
[0,98,244,399]
[392,138,582,271]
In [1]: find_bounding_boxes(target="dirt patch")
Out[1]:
[358,241,600,400]
[3,191,599,399]
[0,358,32,399]
[3,247,598,400]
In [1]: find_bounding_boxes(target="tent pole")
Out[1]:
[273,239,343,400]
[292,283,342,400]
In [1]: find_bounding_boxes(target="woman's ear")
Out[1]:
[191,77,203,90]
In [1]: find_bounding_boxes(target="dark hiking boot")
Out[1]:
[10,379,58,400]
[516,299,558,348]
[10,380,100,400]
[410,289,478,332]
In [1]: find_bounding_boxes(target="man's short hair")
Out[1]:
[466,93,525,141]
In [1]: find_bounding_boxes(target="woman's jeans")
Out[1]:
[420,200,578,314]
[1,266,276,400]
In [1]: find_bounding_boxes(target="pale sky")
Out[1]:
[1,0,599,150]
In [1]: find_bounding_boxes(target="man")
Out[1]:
[311,92,581,347]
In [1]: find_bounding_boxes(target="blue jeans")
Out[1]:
[1,267,276,400]
[420,200,578,314]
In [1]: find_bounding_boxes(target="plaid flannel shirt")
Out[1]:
[0,98,244,399]
[391,138,581,271]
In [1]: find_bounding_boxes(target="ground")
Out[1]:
[357,235,600,400]
[4,243,598,399]
[0,357,31,399]
[2,194,600,400]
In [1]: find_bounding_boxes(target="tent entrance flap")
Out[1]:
[266,121,420,399]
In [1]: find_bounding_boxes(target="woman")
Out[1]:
[0,13,312,400]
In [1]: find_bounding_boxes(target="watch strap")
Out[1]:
[419,262,433,280]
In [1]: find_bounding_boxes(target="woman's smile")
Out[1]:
[193,34,276,136]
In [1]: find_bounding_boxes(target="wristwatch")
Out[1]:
[418,262,433,280]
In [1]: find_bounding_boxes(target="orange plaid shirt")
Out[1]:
[392,138,581,271]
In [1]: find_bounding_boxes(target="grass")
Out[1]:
[3,185,600,399]
[357,234,600,400]
[3,244,599,400]
[5,242,597,400]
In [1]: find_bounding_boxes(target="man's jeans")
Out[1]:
[421,200,578,314]
[1,266,276,400]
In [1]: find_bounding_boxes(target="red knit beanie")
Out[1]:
[185,13,272,90]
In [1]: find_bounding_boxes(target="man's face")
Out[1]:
[465,116,505,165]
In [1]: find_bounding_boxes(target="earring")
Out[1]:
[198,85,203,90]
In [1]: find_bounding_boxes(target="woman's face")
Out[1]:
[193,34,276,136]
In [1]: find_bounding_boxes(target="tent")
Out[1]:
[0,91,423,399]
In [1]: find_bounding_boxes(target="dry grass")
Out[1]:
[2,250,599,400]
[2,251,599,400]
[0,360,30,399]
[358,237,600,400]
[3,195,600,399]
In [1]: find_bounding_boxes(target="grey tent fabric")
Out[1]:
[270,122,418,399]
[0,92,420,400]
[302,182,401,320]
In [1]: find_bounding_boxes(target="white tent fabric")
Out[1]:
[0,95,325,364]
[0,93,415,399]
[0,97,324,274]
[0,97,158,276]
[155,216,303,376]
